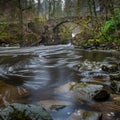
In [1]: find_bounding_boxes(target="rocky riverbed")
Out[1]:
[0,45,120,119]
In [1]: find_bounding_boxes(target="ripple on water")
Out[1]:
[0,45,119,119]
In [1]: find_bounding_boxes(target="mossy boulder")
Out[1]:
[73,31,94,46]
[72,83,110,102]
[0,103,52,120]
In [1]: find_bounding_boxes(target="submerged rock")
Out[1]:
[0,103,52,120]
[68,109,101,120]
[54,82,76,93]
[38,100,72,111]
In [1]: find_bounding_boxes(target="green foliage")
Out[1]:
[34,16,47,26]
[72,14,111,47]
[0,23,11,44]
[87,39,101,45]
[102,9,120,43]
[0,32,8,40]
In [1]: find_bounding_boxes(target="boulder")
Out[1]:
[72,83,110,102]
[0,103,52,120]
[93,89,110,101]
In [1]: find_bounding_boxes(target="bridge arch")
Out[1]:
[53,16,81,32]
[52,17,81,43]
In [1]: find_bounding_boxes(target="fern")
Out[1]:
[102,9,120,43]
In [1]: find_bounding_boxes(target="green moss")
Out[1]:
[34,16,47,26]
[0,32,9,40]
[72,82,87,89]
[23,32,38,46]
[82,111,93,119]
[87,39,102,45]
[0,23,11,43]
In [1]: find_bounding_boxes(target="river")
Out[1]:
[0,45,119,119]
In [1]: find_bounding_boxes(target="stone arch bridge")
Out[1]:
[31,16,82,46]
[48,16,82,31]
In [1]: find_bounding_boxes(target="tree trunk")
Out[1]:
[18,0,23,45]
[37,0,41,15]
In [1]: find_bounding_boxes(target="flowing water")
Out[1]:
[0,45,119,119]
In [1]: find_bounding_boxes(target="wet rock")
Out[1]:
[68,109,101,120]
[101,64,118,72]
[54,82,76,93]
[101,112,120,120]
[110,73,120,92]
[38,100,72,111]
[0,103,52,120]
[110,72,120,81]
[53,82,76,101]
[93,89,110,102]
[72,83,106,102]
[72,82,110,102]
[111,94,120,105]
[111,80,120,92]
[74,60,101,72]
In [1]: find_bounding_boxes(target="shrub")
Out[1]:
[102,9,120,43]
